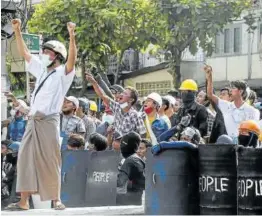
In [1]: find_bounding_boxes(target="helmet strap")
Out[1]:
[47,54,58,69]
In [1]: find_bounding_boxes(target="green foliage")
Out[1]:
[27,0,253,88]
[28,0,162,72]
[6,56,26,97]
[153,0,252,86]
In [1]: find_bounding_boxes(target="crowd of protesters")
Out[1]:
[2,64,262,208]
[1,18,262,210]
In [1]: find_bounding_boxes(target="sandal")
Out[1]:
[54,202,66,210]
[4,203,29,211]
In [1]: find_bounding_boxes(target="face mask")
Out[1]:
[181,92,195,104]
[238,135,251,147]
[144,107,154,114]
[120,102,129,109]
[10,109,16,117]
[41,54,53,68]
[102,114,114,125]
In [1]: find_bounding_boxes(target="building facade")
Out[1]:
[206,4,262,94]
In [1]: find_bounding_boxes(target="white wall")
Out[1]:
[207,17,262,82]
[207,53,261,81]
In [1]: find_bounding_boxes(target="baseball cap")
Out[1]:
[164,95,176,106]
[65,96,79,109]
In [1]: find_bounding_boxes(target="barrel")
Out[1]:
[198,144,237,215]
[145,149,199,215]
[237,147,262,215]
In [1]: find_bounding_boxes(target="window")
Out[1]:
[215,34,220,54]
[136,81,172,97]
[224,29,230,53]
[234,27,240,53]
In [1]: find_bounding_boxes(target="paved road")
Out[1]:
[2,205,144,215]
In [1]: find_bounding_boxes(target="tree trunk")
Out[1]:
[114,50,124,84]
[174,64,181,89]
[171,53,182,89]
[80,56,87,97]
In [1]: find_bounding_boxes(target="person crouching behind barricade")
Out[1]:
[88,133,107,151]
[117,132,145,206]
[216,120,261,148]
[137,139,152,161]
[238,120,261,148]
[67,134,85,150]
[180,127,204,145]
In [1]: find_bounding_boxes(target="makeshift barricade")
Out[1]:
[145,142,199,215]
[198,144,237,215]
[60,150,119,207]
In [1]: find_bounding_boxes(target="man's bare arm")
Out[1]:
[12,19,31,63]
[86,73,110,106]
[204,65,219,105]
[66,22,77,74]
[4,92,29,114]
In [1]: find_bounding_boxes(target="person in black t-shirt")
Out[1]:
[117,132,145,206]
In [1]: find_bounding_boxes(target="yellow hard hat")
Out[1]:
[89,101,98,112]
[179,79,198,91]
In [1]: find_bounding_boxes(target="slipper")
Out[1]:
[4,203,29,211]
[54,202,66,210]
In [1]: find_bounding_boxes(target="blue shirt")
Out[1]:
[8,117,27,142]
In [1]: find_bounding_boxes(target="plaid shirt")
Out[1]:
[110,99,146,136]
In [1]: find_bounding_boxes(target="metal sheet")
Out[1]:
[145,149,199,215]
[85,150,119,207]
[198,144,237,215]
[61,150,88,207]
[237,147,262,215]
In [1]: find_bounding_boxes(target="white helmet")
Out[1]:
[147,92,162,107]
[164,95,176,106]
[42,40,67,60]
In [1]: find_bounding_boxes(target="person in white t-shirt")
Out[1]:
[204,65,260,143]
[5,19,77,211]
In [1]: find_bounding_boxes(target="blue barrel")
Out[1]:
[145,149,199,215]
[198,144,237,215]
[237,147,262,215]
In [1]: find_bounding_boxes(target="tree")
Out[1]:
[28,0,162,94]
[153,0,252,87]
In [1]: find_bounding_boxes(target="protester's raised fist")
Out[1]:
[204,64,212,79]
[67,22,76,35]
[85,72,95,83]
[11,19,21,30]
